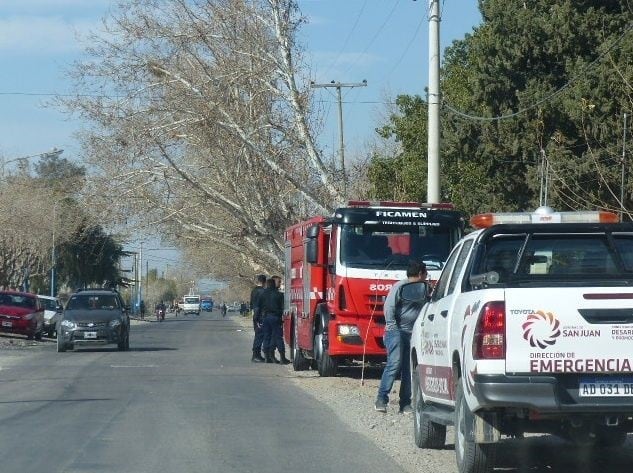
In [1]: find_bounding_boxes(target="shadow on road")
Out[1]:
[485,435,633,472]
[0,398,113,405]
[71,346,178,352]
[335,364,384,380]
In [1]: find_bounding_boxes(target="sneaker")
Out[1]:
[399,404,413,414]
[374,399,388,413]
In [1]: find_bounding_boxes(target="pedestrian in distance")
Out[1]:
[250,274,267,362]
[375,261,428,414]
[139,300,145,320]
[221,303,227,318]
[257,277,289,364]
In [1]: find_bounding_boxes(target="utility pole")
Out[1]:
[427,0,441,203]
[138,242,143,310]
[621,112,628,221]
[310,79,367,198]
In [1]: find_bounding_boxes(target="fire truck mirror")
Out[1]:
[306,238,319,264]
[307,225,320,239]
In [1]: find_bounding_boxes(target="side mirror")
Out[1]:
[398,281,428,304]
[307,224,320,239]
[306,239,318,264]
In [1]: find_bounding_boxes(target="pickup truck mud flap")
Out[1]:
[464,410,501,444]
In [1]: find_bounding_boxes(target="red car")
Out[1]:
[0,291,45,340]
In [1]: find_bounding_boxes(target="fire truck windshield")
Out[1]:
[339,223,455,269]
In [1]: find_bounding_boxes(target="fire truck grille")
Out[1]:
[366,294,386,313]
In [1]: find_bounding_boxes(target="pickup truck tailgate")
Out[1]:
[505,288,633,375]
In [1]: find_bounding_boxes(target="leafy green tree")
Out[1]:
[442,0,632,214]
[56,223,127,289]
[369,1,632,218]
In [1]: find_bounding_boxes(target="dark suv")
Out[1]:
[57,289,130,352]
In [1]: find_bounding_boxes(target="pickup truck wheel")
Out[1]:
[455,381,496,473]
[413,367,446,448]
[314,318,338,377]
[292,319,309,371]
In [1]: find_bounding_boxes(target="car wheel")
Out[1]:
[292,318,310,371]
[34,329,43,341]
[118,330,129,351]
[314,315,337,377]
[455,380,496,473]
[413,367,446,448]
[56,336,66,353]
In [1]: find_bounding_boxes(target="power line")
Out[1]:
[381,15,425,83]
[443,22,633,122]
[321,0,369,77]
[340,0,402,77]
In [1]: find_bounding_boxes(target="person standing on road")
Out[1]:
[270,275,289,364]
[250,274,267,362]
[375,261,427,414]
[257,277,289,364]
[221,303,227,317]
[140,300,145,320]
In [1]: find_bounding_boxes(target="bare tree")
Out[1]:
[0,176,79,289]
[63,0,343,280]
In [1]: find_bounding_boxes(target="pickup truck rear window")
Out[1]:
[475,233,633,283]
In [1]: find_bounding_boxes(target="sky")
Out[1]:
[0,0,482,276]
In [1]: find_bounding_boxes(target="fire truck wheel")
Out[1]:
[413,367,446,449]
[292,319,309,371]
[455,380,496,473]
[314,317,338,377]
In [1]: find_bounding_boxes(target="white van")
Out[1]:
[181,295,201,315]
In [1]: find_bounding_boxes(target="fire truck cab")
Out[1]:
[283,201,464,376]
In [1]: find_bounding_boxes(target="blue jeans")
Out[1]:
[377,329,412,409]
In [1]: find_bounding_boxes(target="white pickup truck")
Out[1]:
[410,207,633,473]
[181,295,201,315]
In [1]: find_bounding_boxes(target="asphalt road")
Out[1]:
[0,311,407,473]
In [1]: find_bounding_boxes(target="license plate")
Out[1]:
[2,321,12,327]
[579,377,633,397]
[84,331,97,339]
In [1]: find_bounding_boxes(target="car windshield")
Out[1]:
[38,298,58,311]
[339,223,456,269]
[67,294,120,310]
[184,297,199,304]
[474,232,633,283]
[0,293,36,309]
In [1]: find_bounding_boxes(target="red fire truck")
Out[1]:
[282,201,464,376]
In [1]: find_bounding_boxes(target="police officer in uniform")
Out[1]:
[257,277,289,364]
[250,274,267,362]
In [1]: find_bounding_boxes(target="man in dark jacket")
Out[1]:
[249,274,267,362]
[257,277,289,364]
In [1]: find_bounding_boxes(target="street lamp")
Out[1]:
[51,199,64,297]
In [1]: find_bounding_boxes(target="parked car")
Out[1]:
[0,291,44,340]
[57,288,130,352]
[38,295,61,337]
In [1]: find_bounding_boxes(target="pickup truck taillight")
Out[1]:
[473,301,506,359]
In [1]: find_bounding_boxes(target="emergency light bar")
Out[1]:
[470,206,619,229]
[347,200,455,210]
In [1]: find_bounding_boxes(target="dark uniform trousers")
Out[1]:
[262,314,284,354]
